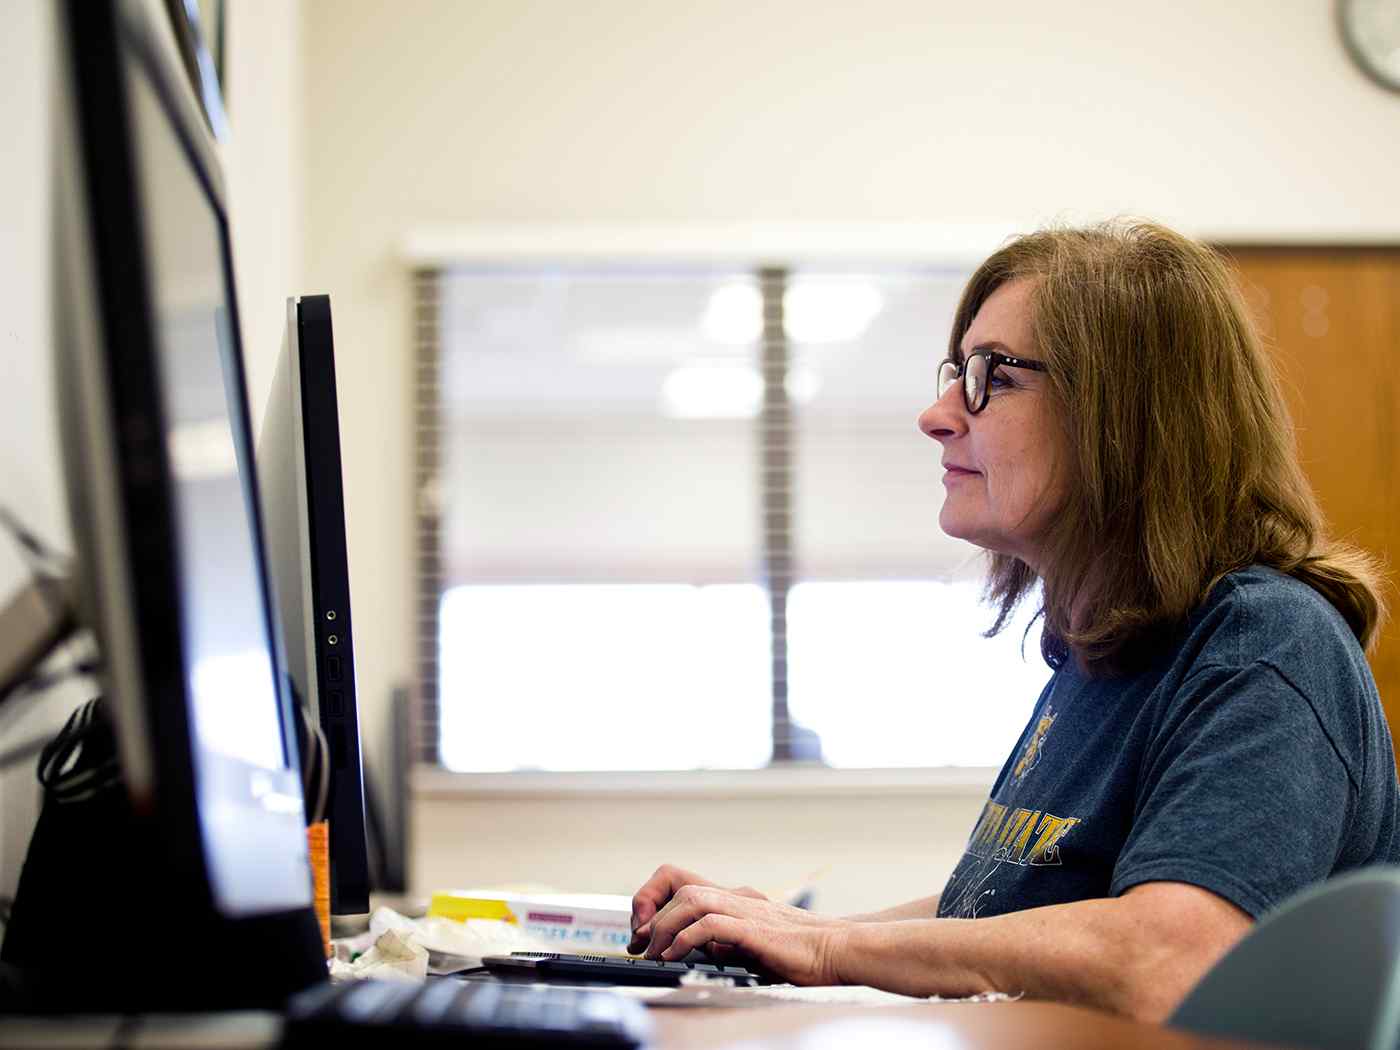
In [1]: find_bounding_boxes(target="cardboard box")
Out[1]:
[428,890,635,953]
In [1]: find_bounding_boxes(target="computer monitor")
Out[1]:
[37,0,326,1009]
[365,683,412,895]
[258,295,372,920]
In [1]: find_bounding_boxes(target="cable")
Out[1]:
[314,719,329,825]
[298,702,320,823]
[286,673,330,826]
[300,703,330,826]
[0,507,70,580]
[37,697,122,804]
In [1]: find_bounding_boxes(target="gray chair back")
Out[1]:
[1169,866,1400,1050]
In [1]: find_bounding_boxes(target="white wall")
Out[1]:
[0,0,71,903]
[300,0,1400,902]
[225,0,306,435]
[413,785,988,919]
[0,0,304,899]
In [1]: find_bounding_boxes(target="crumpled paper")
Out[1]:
[329,927,429,983]
[331,906,562,979]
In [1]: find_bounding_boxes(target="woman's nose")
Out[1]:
[918,382,967,441]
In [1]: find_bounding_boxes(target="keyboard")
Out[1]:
[482,950,765,987]
[281,977,652,1048]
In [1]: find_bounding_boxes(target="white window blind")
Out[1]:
[440,272,760,583]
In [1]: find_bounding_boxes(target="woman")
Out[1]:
[628,221,1400,1022]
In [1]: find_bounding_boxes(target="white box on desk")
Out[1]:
[428,890,635,953]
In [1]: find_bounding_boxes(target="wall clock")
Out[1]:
[1339,0,1400,93]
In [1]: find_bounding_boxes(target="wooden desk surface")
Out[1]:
[646,999,1291,1050]
[0,995,1293,1049]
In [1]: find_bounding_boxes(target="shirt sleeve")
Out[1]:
[1109,659,1356,918]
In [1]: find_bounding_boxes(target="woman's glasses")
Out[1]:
[937,349,1049,415]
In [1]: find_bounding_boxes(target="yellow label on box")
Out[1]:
[428,893,519,924]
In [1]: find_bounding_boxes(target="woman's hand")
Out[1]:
[628,864,767,953]
[641,883,853,986]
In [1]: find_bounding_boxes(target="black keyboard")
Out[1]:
[482,950,764,987]
[282,977,652,1048]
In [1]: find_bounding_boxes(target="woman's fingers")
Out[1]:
[628,866,775,954]
[660,913,750,962]
[641,889,849,985]
[645,885,756,959]
[629,864,714,952]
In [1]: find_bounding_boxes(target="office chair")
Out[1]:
[1168,866,1400,1050]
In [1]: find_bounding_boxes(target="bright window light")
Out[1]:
[787,580,1050,768]
[783,365,822,404]
[659,361,763,419]
[701,282,763,345]
[783,278,884,344]
[439,584,772,771]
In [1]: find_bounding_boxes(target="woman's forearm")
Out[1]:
[835,901,1141,1014]
[842,894,941,923]
[831,887,1249,1022]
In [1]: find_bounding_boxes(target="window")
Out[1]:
[788,581,1047,768]
[439,583,771,772]
[415,262,1050,773]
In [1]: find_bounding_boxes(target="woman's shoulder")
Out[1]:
[1164,566,1388,801]
[1205,563,1353,626]
[1186,563,1370,680]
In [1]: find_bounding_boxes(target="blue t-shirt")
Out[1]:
[937,565,1400,920]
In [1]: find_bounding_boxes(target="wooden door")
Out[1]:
[1223,248,1400,757]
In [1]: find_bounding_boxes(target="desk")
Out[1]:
[646,999,1289,1050]
[0,997,1292,1049]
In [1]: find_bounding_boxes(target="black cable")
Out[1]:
[0,660,102,778]
[299,702,330,825]
[0,507,69,579]
[37,697,122,804]
[312,719,329,824]
[286,674,330,826]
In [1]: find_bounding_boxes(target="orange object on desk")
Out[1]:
[307,820,331,958]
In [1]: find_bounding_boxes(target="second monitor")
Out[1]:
[259,294,371,919]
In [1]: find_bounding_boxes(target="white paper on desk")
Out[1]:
[329,928,429,983]
[334,906,561,976]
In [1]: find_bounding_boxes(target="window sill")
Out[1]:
[411,764,997,801]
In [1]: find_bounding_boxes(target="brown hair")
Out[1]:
[955,220,1387,674]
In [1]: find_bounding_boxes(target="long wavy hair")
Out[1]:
[956,221,1386,674]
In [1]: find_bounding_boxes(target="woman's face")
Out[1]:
[917,278,1066,572]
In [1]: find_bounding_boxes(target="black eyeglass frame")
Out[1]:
[938,349,1050,415]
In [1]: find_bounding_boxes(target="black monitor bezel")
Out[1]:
[64,0,303,911]
[296,295,372,916]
